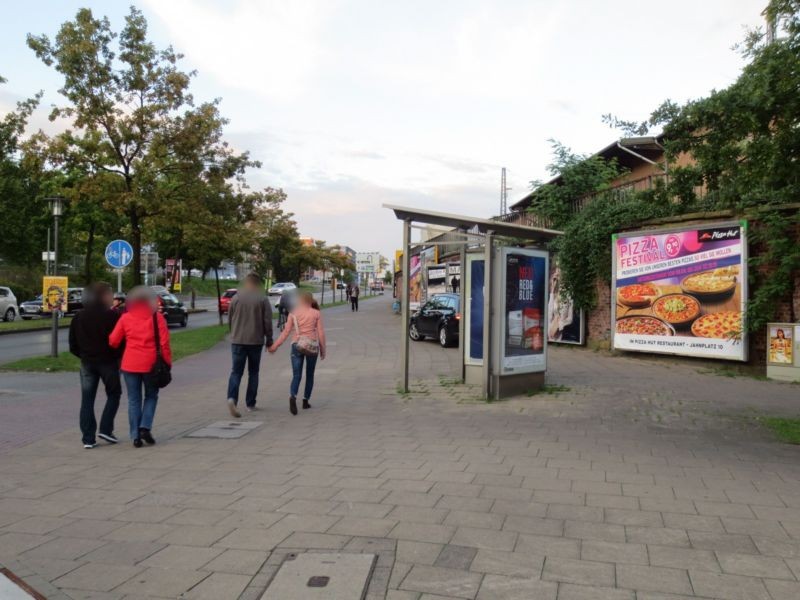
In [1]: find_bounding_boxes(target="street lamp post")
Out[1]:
[47,196,64,358]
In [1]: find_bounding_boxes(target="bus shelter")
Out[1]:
[385,204,562,400]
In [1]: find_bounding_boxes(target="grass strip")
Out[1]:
[761,417,800,444]
[1,324,228,373]
[0,317,72,334]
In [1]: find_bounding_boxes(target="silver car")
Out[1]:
[0,286,19,322]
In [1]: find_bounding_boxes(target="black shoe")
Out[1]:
[302,399,311,409]
[133,438,143,448]
[98,432,118,444]
[139,428,156,445]
[289,397,298,415]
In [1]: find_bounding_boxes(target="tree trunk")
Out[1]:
[84,221,96,284]
[214,267,223,326]
[131,210,142,285]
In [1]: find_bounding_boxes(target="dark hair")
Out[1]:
[776,328,785,339]
[245,272,263,286]
[86,281,112,302]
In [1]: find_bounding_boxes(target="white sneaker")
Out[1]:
[83,443,96,449]
[227,398,241,418]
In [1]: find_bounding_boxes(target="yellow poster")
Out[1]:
[42,276,68,313]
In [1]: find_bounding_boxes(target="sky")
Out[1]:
[0,0,767,261]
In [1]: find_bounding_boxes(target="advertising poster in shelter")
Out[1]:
[408,255,422,309]
[42,276,68,313]
[465,255,484,364]
[426,265,447,296]
[612,221,747,361]
[547,261,584,345]
[501,248,547,372]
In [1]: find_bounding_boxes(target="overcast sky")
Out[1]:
[0,1,766,260]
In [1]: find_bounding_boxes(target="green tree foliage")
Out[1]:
[0,77,46,266]
[27,7,257,283]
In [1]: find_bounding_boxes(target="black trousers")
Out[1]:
[79,361,122,444]
[351,297,359,311]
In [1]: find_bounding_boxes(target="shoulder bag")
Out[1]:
[148,313,172,388]
[292,313,319,357]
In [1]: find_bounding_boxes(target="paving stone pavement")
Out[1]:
[1,295,800,599]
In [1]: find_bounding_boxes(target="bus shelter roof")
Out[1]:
[383,203,562,243]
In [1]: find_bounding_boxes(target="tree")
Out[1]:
[27,7,257,284]
[0,77,46,267]
[251,188,304,282]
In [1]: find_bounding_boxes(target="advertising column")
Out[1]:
[612,220,747,361]
[500,248,548,373]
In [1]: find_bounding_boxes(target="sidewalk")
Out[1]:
[1,296,799,599]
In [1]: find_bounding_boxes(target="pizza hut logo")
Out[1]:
[697,227,740,242]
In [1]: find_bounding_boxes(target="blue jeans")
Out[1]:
[227,344,263,407]
[290,343,318,400]
[122,371,159,440]
[79,361,121,444]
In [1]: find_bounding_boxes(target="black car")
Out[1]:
[156,291,188,327]
[409,293,460,348]
[20,288,84,319]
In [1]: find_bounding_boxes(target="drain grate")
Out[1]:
[185,420,263,439]
[260,553,376,599]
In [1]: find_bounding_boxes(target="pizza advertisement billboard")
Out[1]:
[612,220,747,361]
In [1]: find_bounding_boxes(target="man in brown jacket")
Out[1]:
[226,273,273,417]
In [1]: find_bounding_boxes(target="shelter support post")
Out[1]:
[401,218,411,393]
[482,231,493,399]
[458,231,467,383]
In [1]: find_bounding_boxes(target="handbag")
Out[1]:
[148,313,172,388]
[292,313,319,356]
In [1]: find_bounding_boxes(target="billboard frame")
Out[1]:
[611,219,748,362]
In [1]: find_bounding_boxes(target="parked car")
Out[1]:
[19,295,43,320]
[336,282,347,290]
[219,288,237,314]
[154,290,189,327]
[409,293,460,348]
[19,287,84,319]
[267,282,297,296]
[0,287,19,322]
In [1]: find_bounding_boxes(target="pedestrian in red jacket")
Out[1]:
[109,286,172,448]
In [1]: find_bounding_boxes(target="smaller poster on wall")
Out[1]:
[767,325,794,366]
[547,261,584,345]
[426,265,447,296]
[501,248,548,373]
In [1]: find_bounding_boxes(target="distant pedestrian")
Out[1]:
[269,291,326,415]
[69,282,122,449]
[277,289,296,332]
[226,273,273,418]
[345,284,352,303]
[451,275,459,293]
[109,286,172,448]
[350,283,360,312]
[111,293,126,314]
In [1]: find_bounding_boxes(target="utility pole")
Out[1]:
[500,167,511,216]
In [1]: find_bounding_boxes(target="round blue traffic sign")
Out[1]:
[105,240,133,269]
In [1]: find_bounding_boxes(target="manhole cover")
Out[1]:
[0,568,46,599]
[186,420,263,439]
[260,553,376,599]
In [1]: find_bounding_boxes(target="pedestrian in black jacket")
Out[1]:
[69,282,122,448]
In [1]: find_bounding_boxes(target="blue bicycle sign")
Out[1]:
[105,240,133,269]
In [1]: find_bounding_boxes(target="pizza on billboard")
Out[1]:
[612,221,747,361]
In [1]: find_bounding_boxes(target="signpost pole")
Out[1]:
[50,206,60,357]
[117,269,123,294]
